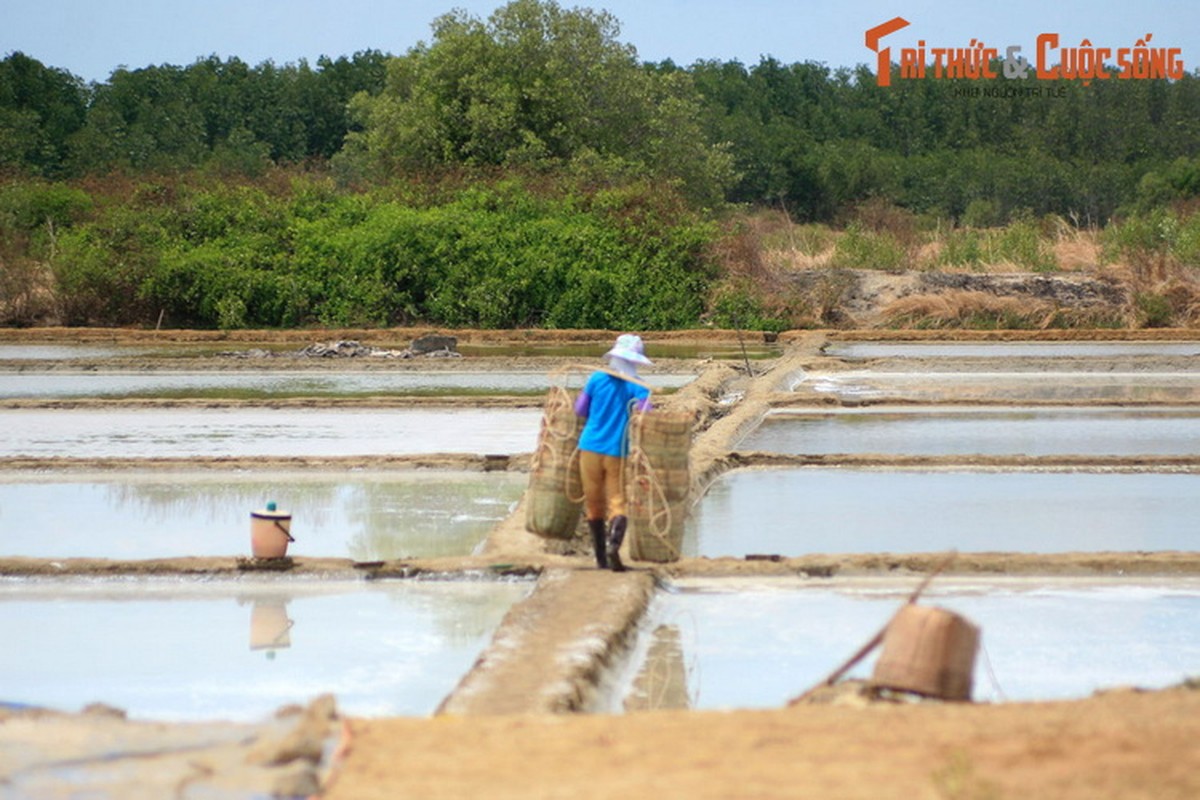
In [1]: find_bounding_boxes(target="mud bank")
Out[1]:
[0,453,533,473]
[3,551,1197,580]
[0,695,339,799]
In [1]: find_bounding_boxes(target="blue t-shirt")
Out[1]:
[577,371,651,457]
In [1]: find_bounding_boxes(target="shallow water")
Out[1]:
[458,342,781,360]
[0,341,780,361]
[824,341,1200,359]
[0,471,525,560]
[613,577,1200,710]
[684,468,1199,557]
[0,370,693,399]
[794,371,1200,403]
[0,345,151,360]
[0,407,543,459]
[739,406,1200,456]
[0,577,531,721]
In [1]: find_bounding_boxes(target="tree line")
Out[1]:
[685,57,1200,225]
[4,5,1200,222]
[0,49,388,177]
[2,0,1199,330]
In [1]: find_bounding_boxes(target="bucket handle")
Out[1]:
[274,519,296,543]
[271,619,295,647]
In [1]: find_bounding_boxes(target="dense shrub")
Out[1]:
[43,175,718,329]
[52,203,176,324]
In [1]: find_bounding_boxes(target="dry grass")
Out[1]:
[738,209,835,270]
[881,288,1141,330]
[762,247,833,271]
[0,257,58,326]
[1100,252,1200,327]
[873,289,1132,331]
[1140,271,1200,326]
[756,214,1107,275]
[708,210,833,328]
[1051,230,1103,272]
[882,290,1058,329]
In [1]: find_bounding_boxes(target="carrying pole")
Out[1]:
[596,365,655,394]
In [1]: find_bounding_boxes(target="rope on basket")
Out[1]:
[544,366,593,504]
[626,411,680,561]
[529,384,576,476]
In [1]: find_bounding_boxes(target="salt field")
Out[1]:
[0,577,531,721]
[0,407,543,459]
[683,468,1200,557]
[792,370,1200,404]
[1,331,1196,742]
[0,341,779,361]
[822,341,1200,359]
[0,370,693,399]
[0,344,152,360]
[611,578,1200,710]
[738,406,1200,456]
[0,471,525,560]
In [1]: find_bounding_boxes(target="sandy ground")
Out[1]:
[326,686,1200,800]
[2,325,1199,798]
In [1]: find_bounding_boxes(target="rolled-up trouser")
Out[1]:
[579,449,626,520]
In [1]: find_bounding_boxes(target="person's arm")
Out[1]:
[633,384,652,413]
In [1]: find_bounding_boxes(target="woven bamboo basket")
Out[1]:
[870,604,979,701]
[525,386,584,539]
[626,410,693,562]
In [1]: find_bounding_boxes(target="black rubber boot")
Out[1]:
[588,518,608,569]
[606,515,628,572]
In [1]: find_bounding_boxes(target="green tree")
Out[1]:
[0,52,88,175]
[69,64,208,172]
[341,0,733,206]
[299,51,390,159]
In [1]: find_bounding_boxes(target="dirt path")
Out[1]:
[326,685,1200,800]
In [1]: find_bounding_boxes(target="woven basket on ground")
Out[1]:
[524,386,584,539]
[626,410,693,562]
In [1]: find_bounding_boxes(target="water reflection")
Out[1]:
[0,472,525,559]
[624,624,691,711]
[0,407,543,459]
[686,468,1200,557]
[0,578,532,721]
[621,579,1200,709]
[245,595,293,655]
[0,344,148,360]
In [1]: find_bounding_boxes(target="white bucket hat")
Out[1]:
[604,333,652,366]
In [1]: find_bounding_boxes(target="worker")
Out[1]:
[574,333,652,571]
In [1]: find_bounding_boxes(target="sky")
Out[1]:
[2,0,1198,84]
